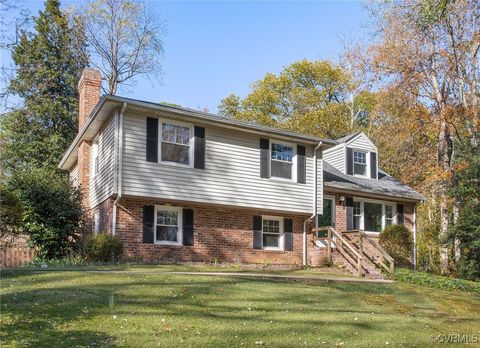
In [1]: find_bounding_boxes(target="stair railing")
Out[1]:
[312,226,364,277]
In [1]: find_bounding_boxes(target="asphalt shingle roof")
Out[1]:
[323,162,425,202]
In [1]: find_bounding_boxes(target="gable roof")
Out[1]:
[323,162,425,202]
[336,131,361,144]
[59,95,338,170]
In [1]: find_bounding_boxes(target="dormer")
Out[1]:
[323,131,378,180]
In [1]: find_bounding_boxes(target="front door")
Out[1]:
[317,197,335,238]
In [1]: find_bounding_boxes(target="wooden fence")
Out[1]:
[0,236,34,268]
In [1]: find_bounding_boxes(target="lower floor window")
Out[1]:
[262,217,283,249]
[353,201,361,230]
[364,202,383,232]
[348,199,397,233]
[156,206,182,244]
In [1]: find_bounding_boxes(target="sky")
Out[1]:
[2,1,370,113]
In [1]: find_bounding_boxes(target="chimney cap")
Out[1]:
[78,68,102,89]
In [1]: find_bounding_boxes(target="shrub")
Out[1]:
[84,233,123,262]
[10,168,84,260]
[379,224,413,266]
[393,268,480,294]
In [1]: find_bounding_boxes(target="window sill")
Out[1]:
[261,247,285,252]
[158,160,193,169]
[154,241,183,246]
[267,177,296,184]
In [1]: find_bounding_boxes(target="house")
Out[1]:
[59,69,424,274]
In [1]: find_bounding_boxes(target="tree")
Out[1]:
[1,0,88,172]
[11,169,84,260]
[350,0,480,273]
[0,184,22,250]
[78,0,165,95]
[446,136,480,280]
[219,60,357,139]
[0,0,88,260]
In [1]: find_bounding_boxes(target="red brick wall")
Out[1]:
[92,197,115,234]
[112,198,327,266]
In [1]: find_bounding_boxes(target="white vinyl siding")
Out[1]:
[122,113,322,214]
[89,116,116,208]
[348,134,376,152]
[69,164,79,187]
[323,144,345,173]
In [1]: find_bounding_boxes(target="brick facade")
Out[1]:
[104,198,328,266]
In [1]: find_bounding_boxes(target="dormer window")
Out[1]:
[353,150,367,176]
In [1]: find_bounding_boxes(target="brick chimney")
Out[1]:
[78,68,102,130]
[77,68,102,212]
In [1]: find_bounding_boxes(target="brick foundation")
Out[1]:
[98,197,328,266]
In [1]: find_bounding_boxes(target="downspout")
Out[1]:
[112,102,127,235]
[413,204,417,270]
[303,141,323,266]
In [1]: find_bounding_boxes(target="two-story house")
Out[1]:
[60,69,424,273]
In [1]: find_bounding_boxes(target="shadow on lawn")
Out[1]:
[2,272,479,346]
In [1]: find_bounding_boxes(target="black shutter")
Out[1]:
[183,209,194,246]
[143,205,155,243]
[146,117,158,162]
[397,204,405,225]
[284,218,293,251]
[297,145,306,184]
[260,138,270,178]
[194,126,205,169]
[370,152,377,179]
[346,206,354,230]
[253,215,262,249]
[345,196,354,207]
[346,147,353,175]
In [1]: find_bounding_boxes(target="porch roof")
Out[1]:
[323,162,425,202]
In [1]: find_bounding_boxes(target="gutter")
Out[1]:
[112,102,127,235]
[303,141,323,266]
[413,204,417,270]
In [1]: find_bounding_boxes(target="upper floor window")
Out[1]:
[271,142,293,180]
[160,121,191,165]
[353,150,367,176]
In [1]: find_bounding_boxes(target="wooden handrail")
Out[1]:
[358,231,395,273]
[359,232,394,263]
[329,227,363,277]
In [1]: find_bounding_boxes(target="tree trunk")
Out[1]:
[438,119,451,275]
[453,201,461,266]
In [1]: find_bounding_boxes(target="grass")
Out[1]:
[1,266,479,347]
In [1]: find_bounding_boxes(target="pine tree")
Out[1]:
[1,0,88,171]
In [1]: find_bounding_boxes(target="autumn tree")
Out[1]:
[78,0,165,95]
[219,59,360,139]
[350,0,480,273]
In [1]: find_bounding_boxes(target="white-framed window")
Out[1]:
[270,141,295,180]
[353,150,367,176]
[159,120,193,166]
[353,201,361,230]
[385,205,394,226]
[262,216,284,250]
[350,198,397,233]
[155,205,183,245]
[94,212,100,234]
[92,136,99,178]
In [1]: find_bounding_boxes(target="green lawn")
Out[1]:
[1,267,479,347]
